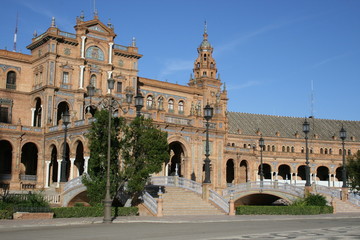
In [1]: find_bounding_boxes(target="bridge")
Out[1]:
[49,176,360,215]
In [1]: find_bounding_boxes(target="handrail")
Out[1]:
[312,184,341,199]
[150,176,202,195]
[142,192,157,215]
[209,189,229,213]
[64,176,83,192]
[348,192,360,206]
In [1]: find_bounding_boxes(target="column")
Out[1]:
[69,158,75,180]
[274,172,278,181]
[107,71,112,94]
[294,173,298,185]
[81,36,86,58]
[108,42,114,64]
[271,171,274,181]
[328,174,331,187]
[84,156,90,174]
[45,161,51,188]
[56,159,62,188]
[31,108,36,126]
[290,172,293,184]
[79,65,85,89]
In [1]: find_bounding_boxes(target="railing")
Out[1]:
[312,184,341,199]
[64,176,83,192]
[142,192,157,215]
[348,193,360,206]
[0,174,11,180]
[209,189,229,213]
[59,31,76,39]
[44,194,61,204]
[150,176,202,194]
[114,44,128,51]
[223,181,305,198]
[20,175,37,181]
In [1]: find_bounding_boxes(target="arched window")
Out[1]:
[168,99,174,113]
[320,148,324,154]
[348,149,351,155]
[286,146,290,152]
[339,149,342,155]
[6,71,16,89]
[157,97,164,110]
[90,74,97,88]
[324,148,328,154]
[282,146,285,152]
[243,144,247,148]
[329,148,332,155]
[203,71,207,76]
[178,101,184,114]
[301,147,304,153]
[291,146,295,153]
[204,54,207,61]
[272,145,275,152]
[267,145,270,151]
[146,95,153,109]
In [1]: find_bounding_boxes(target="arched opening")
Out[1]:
[235,194,287,206]
[317,166,329,181]
[239,160,248,183]
[297,165,306,180]
[261,163,271,179]
[278,164,291,180]
[168,142,185,177]
[50,145,58,183]
[33,97,42,127]
[226,159,234,185]
[74,141,85,177]
[61,142,71,181]
[0,140,12,178]
[21,142,38,177]
[85,105,97,117]
[57,101,69,124]
[335,167,343,181]
[6,71,16,89]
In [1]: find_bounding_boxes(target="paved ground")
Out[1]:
[0,213,359,239]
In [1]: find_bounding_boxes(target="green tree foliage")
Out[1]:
[120,116,169,203]
[82,109,124,205]
[347,150,360,193]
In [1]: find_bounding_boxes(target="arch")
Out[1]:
[6,71,16,89]
[272,145,275,152]
[335,167,343,181]
[146,95,154,109]
[157,96,164,110]
[21,142,38,176]
[320,148,324,154]
[282,146,285,152]
[50,145,58,183]
[168,141,186,177]
[90,74,97,88]
[226,159,234,184]
[85,46,104,61]
[57,101,70,124]
[234,193,288,206]
[239,160,248,183]
[291,146,295,153]
[317,166,329,181]
[168,99,174,113]
[259,163,272,179]
[278,164,291,180]
[0,140,12,175]
[33,97,42,127]
[74,141,85,177]
[297,165,306,180]
[178,100,184,114]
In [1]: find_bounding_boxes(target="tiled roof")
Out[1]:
[228,112,360,141]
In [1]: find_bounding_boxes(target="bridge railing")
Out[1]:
[64,176,83,193]
[312,184,341,199]
[223,181,305,198]
[150,176,202,195]
[142,191,158,215]
[348,192,360,206]
[209,189,229,213]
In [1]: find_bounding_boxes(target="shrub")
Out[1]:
[52,206,138,218]
[236,205,333,215]
[304,194,327,206]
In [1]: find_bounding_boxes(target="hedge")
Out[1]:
[52,206,138,218]
[236,206,333,215]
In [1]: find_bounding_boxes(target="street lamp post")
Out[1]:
[303,118,311,187]
[134,92,144,117]
[259,136,265,188]
[60,110,70,182]
[340,126,347,188]
[203,104,213,184]
[86,78,142,223]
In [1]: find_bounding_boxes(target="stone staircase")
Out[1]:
[333,198,360,213]
[161,186,225,216]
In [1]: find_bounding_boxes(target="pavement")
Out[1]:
[1,213,360,229]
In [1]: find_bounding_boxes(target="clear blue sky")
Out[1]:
[1,0,359,121]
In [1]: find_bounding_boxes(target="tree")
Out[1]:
[82,109,124,205]
[347,150,360,193]
[119,116,169,205]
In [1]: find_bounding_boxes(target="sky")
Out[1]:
[1,0,359,121]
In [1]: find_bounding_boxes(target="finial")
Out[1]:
[51,17,56,27]
[204,20,207,34]
[190,73,193,80]
[33,30,37,38]
[80,10,85,21]
[132,37,136,47]
[223,82,227,92]
[94,9,98,19]
[107,19,113,28]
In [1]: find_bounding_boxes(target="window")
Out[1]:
[348,149,351,155]
[320,148,323,154]
[90,74,96,88]
[0,107,9,123]
[6,71,16,89]
[178,101,184,114]
[282,146,285,152]
[116,81,122,93]
[272,145,275,152]
[203,71,207,76]
[62,72,69,84]
[301,147,304,153]
[146,95,153,109]
[324,148,328,154]
[168,99,174,113]
[339,149,342,155]
[291,146,295,153]
[286,146,290,152]
[204,54,207,61]
[157,97,164,110]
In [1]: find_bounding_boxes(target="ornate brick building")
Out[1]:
[0,14,359,197]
